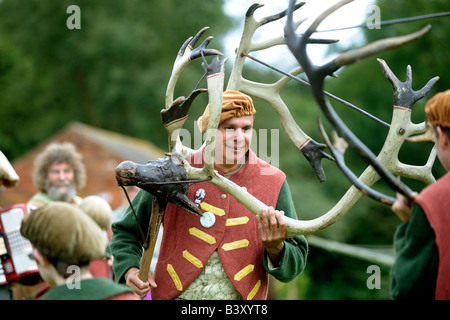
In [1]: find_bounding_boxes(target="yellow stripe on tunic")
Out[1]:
[247,280,261,300]
[167,264,183,291]
[221,239,249,251]
[189,227,216,244]
[183,250,203,268]
[234,264,255,281]
[226,216,249,226]
[200,202,226,216]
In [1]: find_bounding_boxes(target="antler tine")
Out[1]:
[406,121,436,144]
[378,58,439,110]
[190,37,223,61]
[260,1,306,26]
[285,0,350,75]
[189,27,210,48]
[178,36,194,57]
[161,88,208,155]
[258,2,338,46]
[165,27,223,109]
[251,5,338,53]
[330,25,431,75]
[245,3,264,18]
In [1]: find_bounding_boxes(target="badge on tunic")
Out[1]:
[195,188,206,207]
[200,211,215,228]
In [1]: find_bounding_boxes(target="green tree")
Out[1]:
[0,0,232,160]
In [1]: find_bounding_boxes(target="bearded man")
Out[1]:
[27,142,86,210]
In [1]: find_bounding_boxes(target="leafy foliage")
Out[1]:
[0,0,232,159]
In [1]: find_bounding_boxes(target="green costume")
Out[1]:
[390,204,439,299]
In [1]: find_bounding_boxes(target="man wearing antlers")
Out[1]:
[110,90,308,300]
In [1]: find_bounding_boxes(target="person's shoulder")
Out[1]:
[27,192,50,210]
[418,171,450,201]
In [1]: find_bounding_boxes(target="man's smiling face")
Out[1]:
[214,115,254,174]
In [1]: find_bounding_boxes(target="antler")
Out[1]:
[162,27,222,156]
[376,59,438,183]
[284,0,435,203]
[0,151,19,188]
[318,60,438,204]
[165,27,222,108]
[274,57,438,235]
[226,3,337,182]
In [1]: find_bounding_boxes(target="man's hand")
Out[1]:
[125,267,157,299]
[391,192,418,222]
[256,206,286,267]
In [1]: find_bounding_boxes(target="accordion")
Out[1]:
[0,204,38,285]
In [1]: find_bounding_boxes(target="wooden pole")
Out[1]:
[139,198,165,281]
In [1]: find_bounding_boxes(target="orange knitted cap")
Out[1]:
[197,90,256,133]
[425,89,450,128]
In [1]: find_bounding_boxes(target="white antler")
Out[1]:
[0,151,19,188]
[161,27,222,157]
[375,59,437,185]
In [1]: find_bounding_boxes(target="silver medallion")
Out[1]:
[200,211,216,228]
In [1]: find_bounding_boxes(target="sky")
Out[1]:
[222,0,376,70]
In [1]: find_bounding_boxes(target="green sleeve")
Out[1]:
[390,203,438,299]
[109,189,153,283]
[263,180,309,283]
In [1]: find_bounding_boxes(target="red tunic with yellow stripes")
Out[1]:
[151,148,285,300]
[414,172,450,300]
